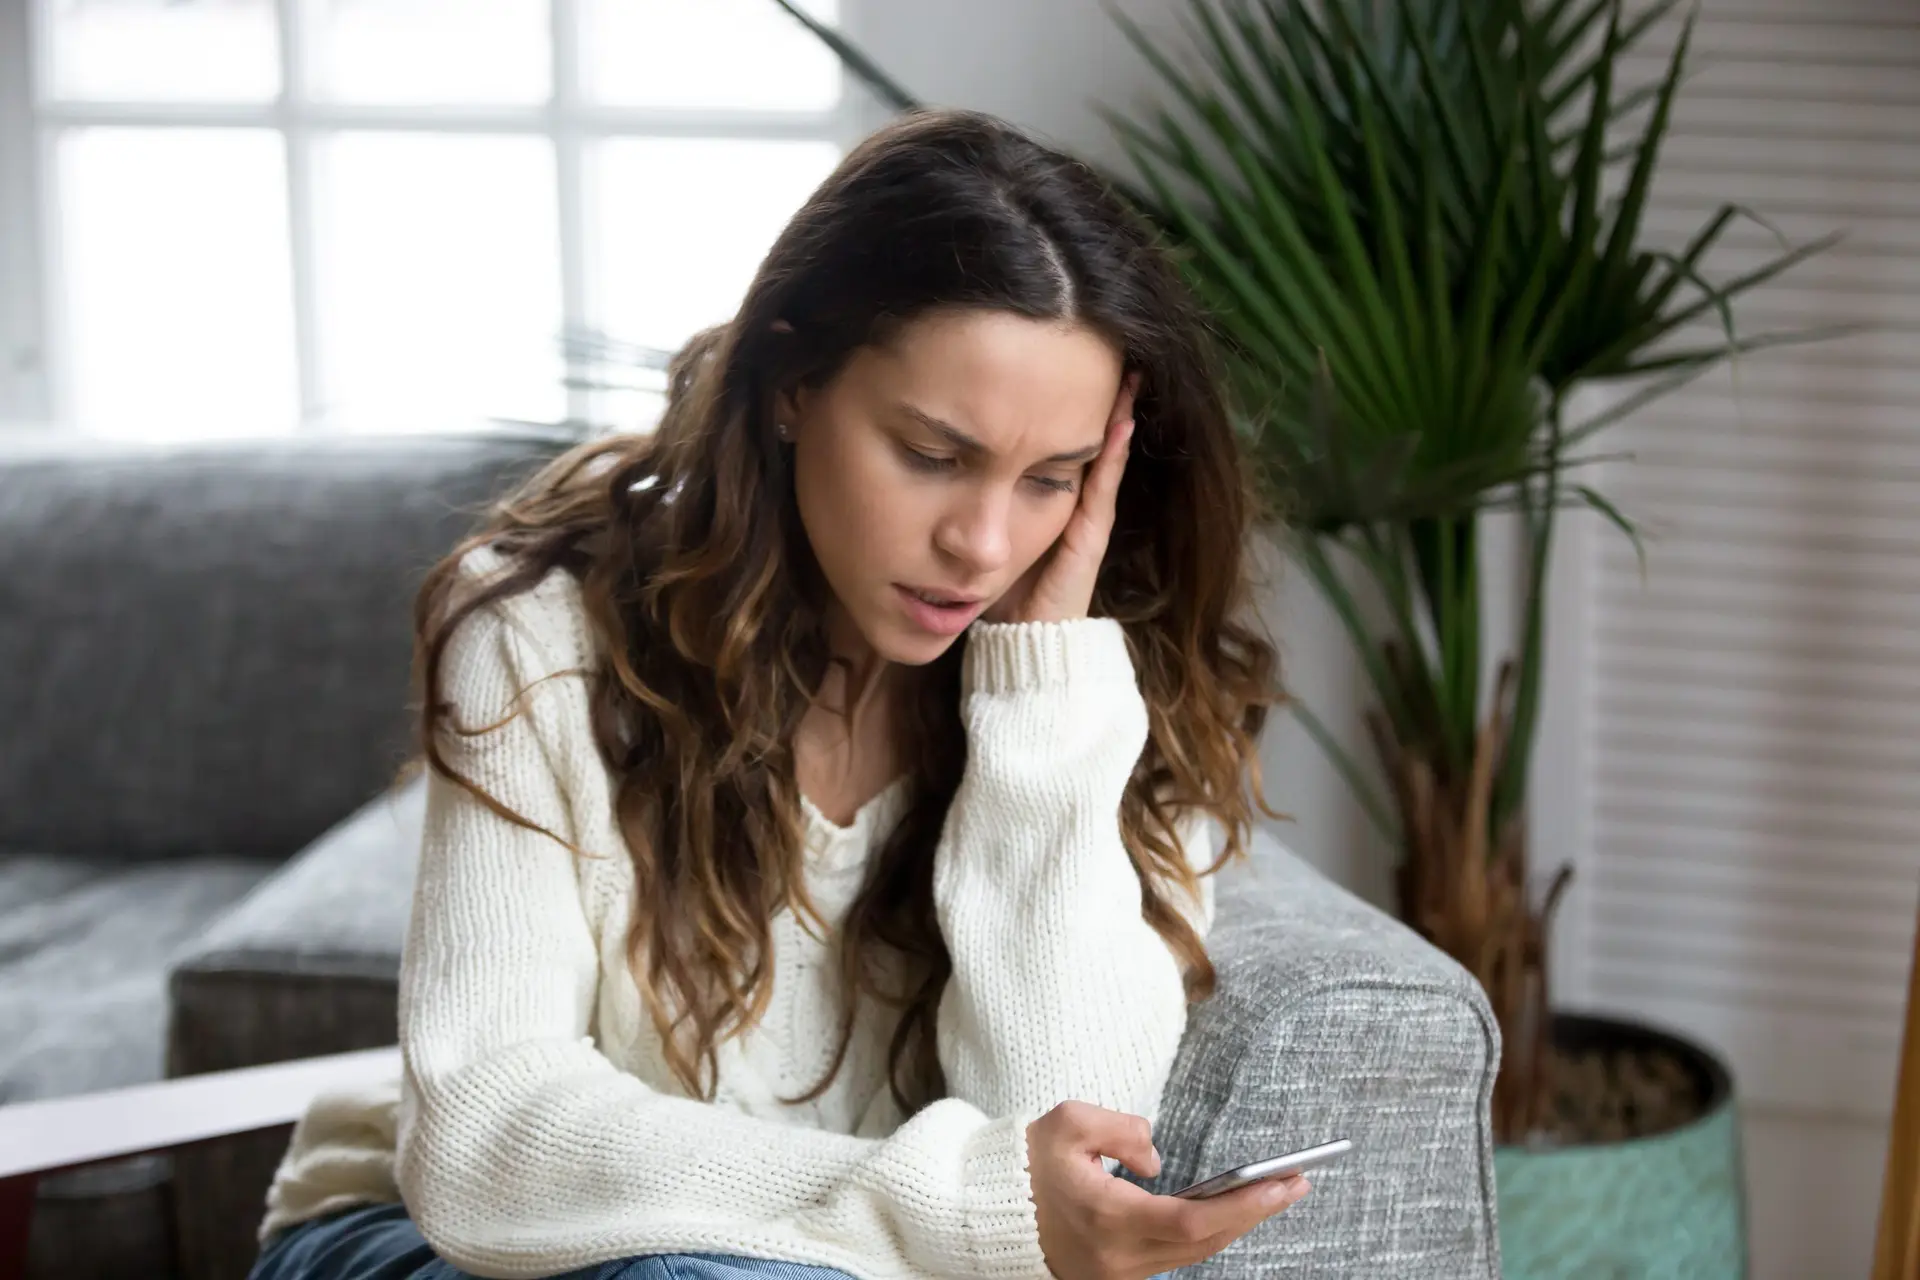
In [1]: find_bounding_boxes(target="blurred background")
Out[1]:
[1,2,1916,1278]
[0,0,862,438]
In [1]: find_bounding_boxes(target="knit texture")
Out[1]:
[257,548,1212,1280]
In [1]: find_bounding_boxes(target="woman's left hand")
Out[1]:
[985,372,1139,625]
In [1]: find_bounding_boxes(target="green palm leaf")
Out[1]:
[1104,0,1839,845]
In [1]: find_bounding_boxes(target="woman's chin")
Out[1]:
[881,629,964,666]
[862,612,966,666]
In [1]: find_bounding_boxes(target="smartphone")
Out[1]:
[1167,1138,1353,1199]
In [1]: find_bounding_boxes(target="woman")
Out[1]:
[249,108,1300,1280]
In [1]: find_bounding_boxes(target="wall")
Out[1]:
[851,0,1183,175]
[1553,2,1917,1273]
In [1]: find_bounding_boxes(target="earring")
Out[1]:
[776,422,792,441]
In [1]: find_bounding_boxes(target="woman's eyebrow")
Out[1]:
[897,403,1104,465]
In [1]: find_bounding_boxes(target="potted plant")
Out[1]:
[1093,0,1841,1273]
[760,1,1846,1270]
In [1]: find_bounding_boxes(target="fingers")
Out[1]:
[1135,1174,1311,1248]
[991,374,1138,623]
[1078,1175,1308,1278]
[1031,1103,1311,1278]
[1091,370,1140,515]
[1078,411,1132,534]
[1110,370,1142,426]
[1054,1102,1161,1179]
[1183,1180,1310,1268]
[1104,1114,1161,1180]
[1081,369,1139,532]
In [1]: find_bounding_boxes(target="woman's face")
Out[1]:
[782,308,1125,666]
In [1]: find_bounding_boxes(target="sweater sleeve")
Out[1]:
[395,590,1051,1280]
[933,618,1212,1129]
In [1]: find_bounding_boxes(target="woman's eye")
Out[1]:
[901,446,957,473]
[899,443,1075,494]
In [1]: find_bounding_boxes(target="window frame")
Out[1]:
[0,0,873,433]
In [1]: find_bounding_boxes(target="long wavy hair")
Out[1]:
[413,109,1282,1118]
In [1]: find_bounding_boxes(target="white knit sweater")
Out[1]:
[257,548,1214,1280]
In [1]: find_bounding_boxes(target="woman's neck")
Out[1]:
[798,609,914,823]
[817,602,899,722]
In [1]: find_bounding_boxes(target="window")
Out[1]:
[3,0,853,438]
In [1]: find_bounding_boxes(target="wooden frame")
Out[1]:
[1874,885,1920,1280]
[0,1046,399,1280]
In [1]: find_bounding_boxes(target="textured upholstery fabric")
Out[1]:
[1145,840,1502,1277]
[0,853,273,1113]
[171,773,427,999]
[0,432,552,862]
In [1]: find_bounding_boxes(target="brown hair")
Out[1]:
[413,109,1282,1117]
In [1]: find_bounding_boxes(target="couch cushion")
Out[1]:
[0,854,273,1105]
[0,851,274,1205]
[0,432,556,861]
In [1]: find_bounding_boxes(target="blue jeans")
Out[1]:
[249,1202,857,1280]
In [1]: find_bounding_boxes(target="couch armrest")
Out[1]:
[167,775,424,1078]
[1150,836,1501,1278]
[164,777,423,1280]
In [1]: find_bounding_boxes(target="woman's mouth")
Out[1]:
[894,584,986,636]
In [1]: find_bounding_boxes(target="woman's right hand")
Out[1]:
[1026,1101,1311,1280]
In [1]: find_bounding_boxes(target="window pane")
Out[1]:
[60,129,297,437]
[308,0,551,105]
[47,0,279,102]
[593,138,837,359]
[316,134,564,432]
[583,0,840,112]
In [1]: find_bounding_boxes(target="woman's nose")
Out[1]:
[933,485,1013,576]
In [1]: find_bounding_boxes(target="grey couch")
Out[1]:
[0,432,1501,1280]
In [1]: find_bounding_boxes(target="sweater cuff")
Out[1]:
[960,1112,1052,1278]
[963,618,1136,697]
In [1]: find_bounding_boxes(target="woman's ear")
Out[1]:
[773,386,803,434]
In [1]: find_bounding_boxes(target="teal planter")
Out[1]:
[1495,1014,1748,1280]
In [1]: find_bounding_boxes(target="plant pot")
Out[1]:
[1494,1012,1748,1279]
